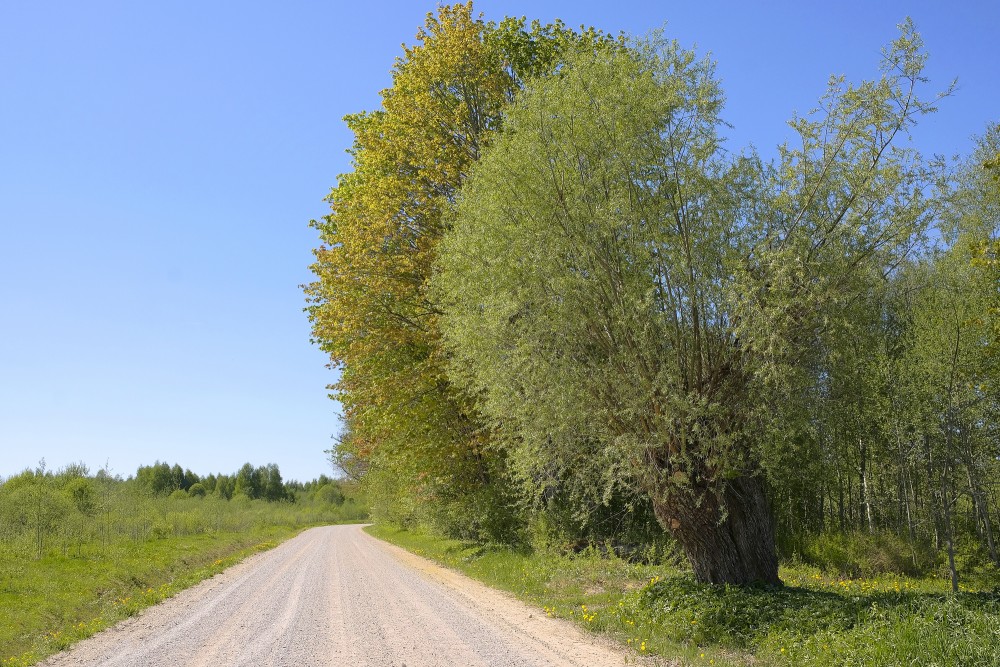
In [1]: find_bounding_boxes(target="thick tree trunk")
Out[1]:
[650,475,781,586]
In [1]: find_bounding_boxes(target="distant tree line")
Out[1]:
[134,461,305,502]
[131,460,351,504]
[0,460,358,559]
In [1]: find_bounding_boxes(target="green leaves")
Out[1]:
[306,3,620,539]
[311,8,998,586]
[432,20,972,583]
[436,39,748,533]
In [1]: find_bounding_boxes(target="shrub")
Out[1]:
[315,483,345,505]
[800,531,934,577]
[64,478,97,515]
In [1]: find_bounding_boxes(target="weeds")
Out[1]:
[369,525,1000,667]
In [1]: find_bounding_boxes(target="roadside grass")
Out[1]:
[0,496,368,667]
[367,525,1000,667]
[0,529,296,667]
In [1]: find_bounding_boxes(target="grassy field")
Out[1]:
[368,525,1000,667]
[0,492,367,667]
[1,529,294,667]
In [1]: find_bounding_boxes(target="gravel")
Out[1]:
[39,524,660,666]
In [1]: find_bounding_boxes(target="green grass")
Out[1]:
[0,490,369,667]
[367,524,1000,667]
[0,528,300,667]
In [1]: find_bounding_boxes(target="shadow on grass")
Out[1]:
[640,575,1000,649]
[438,539,535,562]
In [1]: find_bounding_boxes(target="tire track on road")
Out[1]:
[40,524,662,667]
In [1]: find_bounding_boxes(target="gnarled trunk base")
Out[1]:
[651,475,781,586]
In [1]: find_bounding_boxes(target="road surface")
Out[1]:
[41,524,653,666]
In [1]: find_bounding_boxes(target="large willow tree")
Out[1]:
[305,3,614,537]
[435,24,942,584]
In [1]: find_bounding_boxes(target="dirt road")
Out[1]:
[41,524,653,666]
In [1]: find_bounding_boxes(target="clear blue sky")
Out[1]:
[1,1,996,483]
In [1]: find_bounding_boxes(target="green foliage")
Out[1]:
[262,463,287,502]
[526,483,675,562]
[797,531,936,578]
[435,35,730,528]
[435,21,948,584]
[635,574,1000,665]
[63,478,97,516]
[315,483,344,505]
[638,575,861,648]
[305,2,620,542]
[372,524,1000,666]
[135,462,178,496]
[314,4,998,590]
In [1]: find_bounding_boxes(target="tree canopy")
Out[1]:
[305,2,618,538]
[309,6,999,587]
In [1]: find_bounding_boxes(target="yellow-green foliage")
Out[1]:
[304,3,523,532]
[304,3,619,540]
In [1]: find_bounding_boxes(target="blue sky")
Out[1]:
[1,1,996,483]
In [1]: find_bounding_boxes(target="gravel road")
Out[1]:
[40,524,657,666]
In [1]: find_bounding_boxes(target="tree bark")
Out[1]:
[904,467,917,542]
[941,469,959,594]
[649,475,781,586]
[966,464,999,566]
[837,463,846,532]
[860,438,874,533]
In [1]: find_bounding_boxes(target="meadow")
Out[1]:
[369,525,1000,666]
[0,464,366,666]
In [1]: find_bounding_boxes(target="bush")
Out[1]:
[315,483,345,505]
[800,531,935,577]
[524,485,678,564]
[64,478,97,515]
